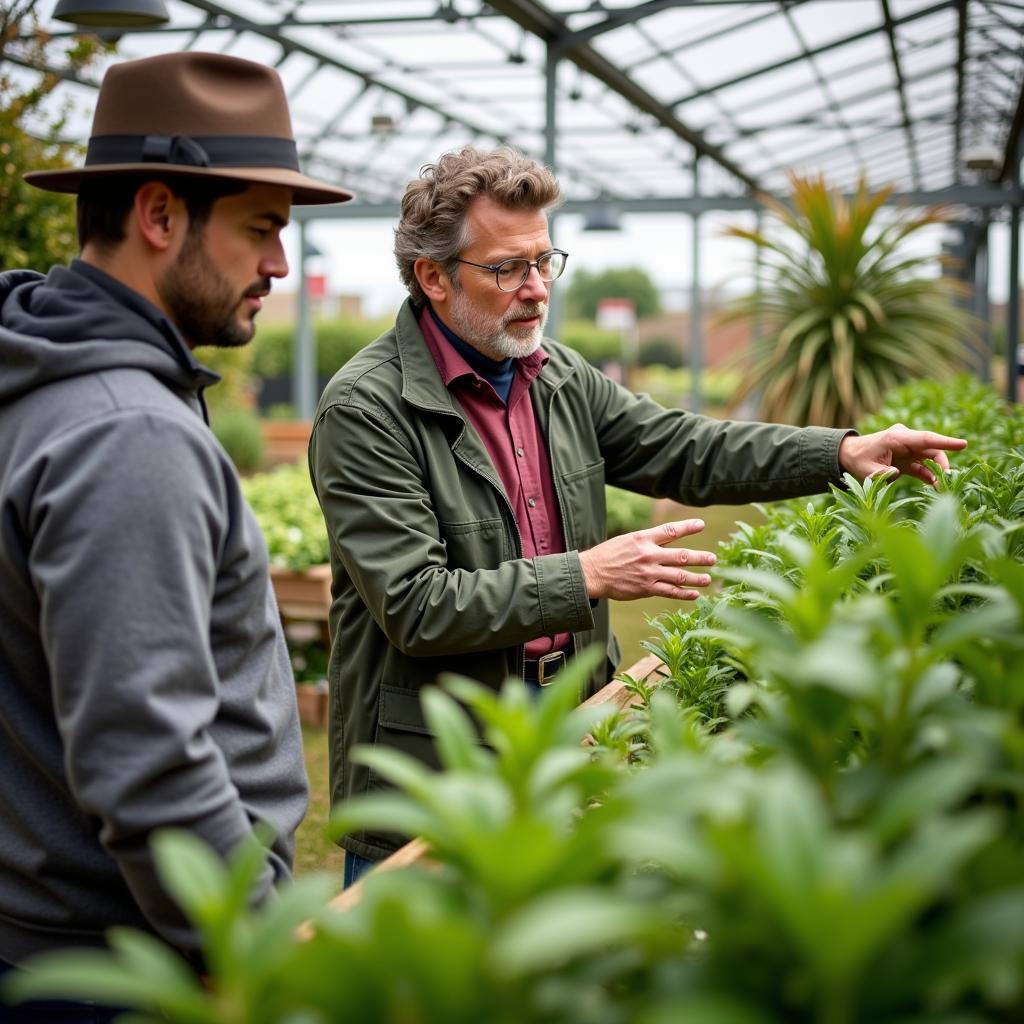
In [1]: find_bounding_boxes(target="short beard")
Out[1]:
[448,286,547,361]
[158,228,265,349]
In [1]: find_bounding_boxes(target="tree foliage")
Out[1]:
[564,265,662,321]
[0,2,110,270]
[720,174,976,427]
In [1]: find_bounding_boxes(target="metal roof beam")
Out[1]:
[999,38,1024,180]
[880,0,923,189]
[670,0,954,108]
[781,4,865,183]
[485,0,762,193]
[816,124,955,185]
[731,30,951,119]
[626,1,809,72]
[711,111,954,140]
[559,0,700,47]
[630,20,778,171]
[734,61,954,176]
[955,0,968,182]
[294,183,1024,222]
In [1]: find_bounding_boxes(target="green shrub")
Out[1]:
[564,266,662,320]
[0,10,109,270]
[241,462,328,571]
[558,319,623,365]
[250,317,392,378]
[637,336,683,369]
[8,377,1023,1024]
[605,486,653,537]
[199,344,258,416]
[637,365,740,408]
[210,408,264,474]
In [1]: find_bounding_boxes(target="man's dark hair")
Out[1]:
[76,175,249,252]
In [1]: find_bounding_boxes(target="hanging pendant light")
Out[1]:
[583,200,622,232]
[53,0,169,28]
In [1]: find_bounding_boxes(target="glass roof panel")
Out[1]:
[9,0,1021,210]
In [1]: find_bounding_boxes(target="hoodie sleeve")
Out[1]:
[27,408,278,956]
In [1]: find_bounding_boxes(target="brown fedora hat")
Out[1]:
[25,51,353,206]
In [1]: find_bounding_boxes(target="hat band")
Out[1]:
[85,134,301,171]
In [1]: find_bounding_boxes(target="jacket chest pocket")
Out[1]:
[559,458,606,550]
[436,516,510,569]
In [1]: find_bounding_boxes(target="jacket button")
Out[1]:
[516,446,525,457]
[527,497,537,508]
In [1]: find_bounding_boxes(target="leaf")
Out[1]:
[2,949,214,1020]
[151,829,229,925]
[490,888,665,975]
[421,686,488,772]
[105,927,203,998]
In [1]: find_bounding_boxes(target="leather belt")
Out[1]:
[523,650,567,686]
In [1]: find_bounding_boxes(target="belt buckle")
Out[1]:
[537,650,566,687]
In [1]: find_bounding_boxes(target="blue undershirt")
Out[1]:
[428,304,515,403]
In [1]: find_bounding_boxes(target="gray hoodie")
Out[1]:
[0,261,308,963]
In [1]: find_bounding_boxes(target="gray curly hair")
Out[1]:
[394,145,561,304]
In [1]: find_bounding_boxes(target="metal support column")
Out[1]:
[973,221,991,383]
[293,220,316,420]
[690,156,703,413]
[544,40,562,341]
[1008,124,1022,405]
[1008,206,1020,405]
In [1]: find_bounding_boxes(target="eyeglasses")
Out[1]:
[455,249,568,292]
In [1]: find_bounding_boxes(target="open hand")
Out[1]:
[579,519,716,601]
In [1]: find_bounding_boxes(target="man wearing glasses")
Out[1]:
[309,145,966,883]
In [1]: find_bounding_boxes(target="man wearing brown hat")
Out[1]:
[0,51,351,1015]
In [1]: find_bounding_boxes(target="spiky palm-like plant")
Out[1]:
[720,175,976,427]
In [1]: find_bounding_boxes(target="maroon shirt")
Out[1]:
[419,307,570,657]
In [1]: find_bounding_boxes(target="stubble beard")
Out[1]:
[449,287,547,361]
[159,229,266,349]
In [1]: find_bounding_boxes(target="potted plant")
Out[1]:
[290,638,329,728]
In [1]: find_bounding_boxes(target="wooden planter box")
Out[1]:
[262,419,313,467]
[270,564,332,622]
[296,680,329,728]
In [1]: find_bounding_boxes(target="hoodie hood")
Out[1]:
[0,261,219,406]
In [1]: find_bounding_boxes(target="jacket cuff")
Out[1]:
[802,426,857,485]
[533,551,595,635]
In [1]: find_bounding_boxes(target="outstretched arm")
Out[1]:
[838,423,968,486]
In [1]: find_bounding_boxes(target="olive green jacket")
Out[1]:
[310,300,848,860]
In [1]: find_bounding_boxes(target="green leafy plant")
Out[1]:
[564,266,662,321]
[6,378,1023,1024]
[249,316,392,378]
[604,485,654,538]
[3,829,337,1024]
[559,318,624,365]
[241,462,328,571]
[211,408,265,474]
[637,336,683,370]
[199,344,259,418]
[0,6,111,270]
[720,175,976,426]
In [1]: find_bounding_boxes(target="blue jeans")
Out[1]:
[342,851,378,889]
[0,958,125,1023]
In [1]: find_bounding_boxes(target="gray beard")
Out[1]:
[449,290,547,361]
